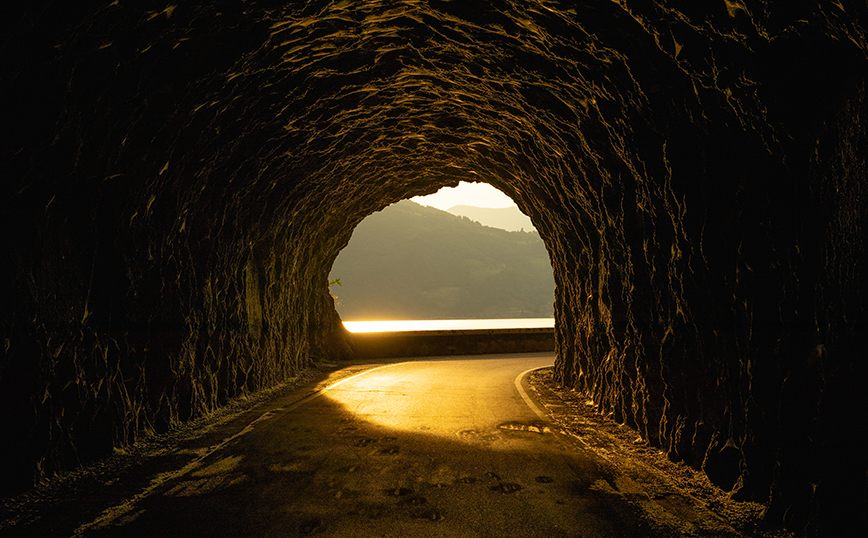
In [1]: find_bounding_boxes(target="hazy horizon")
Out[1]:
[410,181,515,211]
[446,205,535,232]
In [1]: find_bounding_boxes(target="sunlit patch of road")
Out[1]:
[322,355,553,441]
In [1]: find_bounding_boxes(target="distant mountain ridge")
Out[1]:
[330,200,553,321]
[446,205,535,232]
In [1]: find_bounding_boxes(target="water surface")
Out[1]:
[343,318,555,333]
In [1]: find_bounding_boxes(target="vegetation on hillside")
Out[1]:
[330,200,554,320]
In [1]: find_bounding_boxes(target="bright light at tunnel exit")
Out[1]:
[410,181,515,211]
[343,318,555,333]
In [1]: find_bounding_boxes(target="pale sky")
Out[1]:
[410,181,515,211]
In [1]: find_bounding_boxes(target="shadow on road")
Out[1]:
[5,357,740,538]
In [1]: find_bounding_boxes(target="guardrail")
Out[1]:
[349,327,555,359]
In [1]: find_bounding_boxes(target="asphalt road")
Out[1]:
[69,353,669,537]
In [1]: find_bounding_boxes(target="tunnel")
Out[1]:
[1,1,866,536]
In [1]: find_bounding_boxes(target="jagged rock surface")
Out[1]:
[1,2,866,535]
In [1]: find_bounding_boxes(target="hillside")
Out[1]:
[446,205,535,232]
[330,200,553,320]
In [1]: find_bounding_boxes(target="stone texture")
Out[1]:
[1,1,866,535]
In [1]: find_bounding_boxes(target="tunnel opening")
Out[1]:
[328,181,555,330]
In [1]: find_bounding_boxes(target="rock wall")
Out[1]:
[1,1,865,535]
[350,329,555,359]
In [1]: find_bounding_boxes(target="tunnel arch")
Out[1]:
[2,1,867,535]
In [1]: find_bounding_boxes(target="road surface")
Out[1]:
[62,353,681,537]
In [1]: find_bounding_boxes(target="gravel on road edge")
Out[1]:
[526,367,794,538]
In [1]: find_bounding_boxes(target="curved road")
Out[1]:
[74,353,672,537]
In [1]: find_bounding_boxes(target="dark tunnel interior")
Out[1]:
[1,1,867,535]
